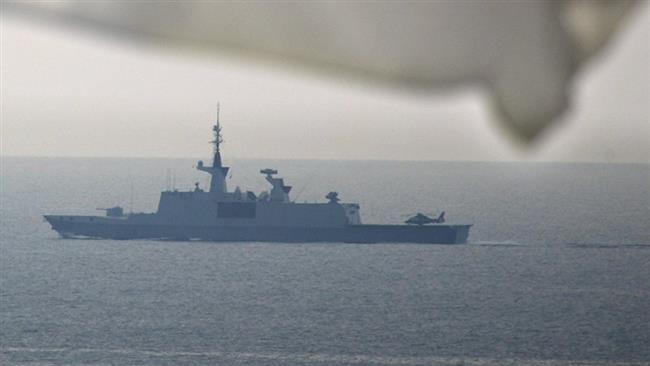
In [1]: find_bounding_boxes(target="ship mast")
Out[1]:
[211,104,224,168]
[197,104,229,193]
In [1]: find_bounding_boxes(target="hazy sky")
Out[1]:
[1,4,648,163]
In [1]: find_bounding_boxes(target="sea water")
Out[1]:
[1,157,649,365]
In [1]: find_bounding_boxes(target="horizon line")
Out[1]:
[1,154,648,166]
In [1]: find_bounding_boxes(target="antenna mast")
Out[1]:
[211,103,224,167]
[197,104,229,193]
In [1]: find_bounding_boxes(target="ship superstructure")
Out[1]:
[44,111,470,244]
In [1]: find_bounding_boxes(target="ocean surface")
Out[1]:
[1,157,649,366]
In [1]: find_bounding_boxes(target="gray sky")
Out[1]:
[1,5,648,163]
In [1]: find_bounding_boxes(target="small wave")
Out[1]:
[4,347,646,366]
[566,242,650,249]
[470,240,522,247]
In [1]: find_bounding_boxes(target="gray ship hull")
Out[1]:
[44,216,471,244]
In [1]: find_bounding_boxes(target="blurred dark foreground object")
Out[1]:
[4,0,638,142]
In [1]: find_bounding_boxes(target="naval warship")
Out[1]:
[44,114,472,244]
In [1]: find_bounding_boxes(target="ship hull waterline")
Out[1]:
[44,216,471,244]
